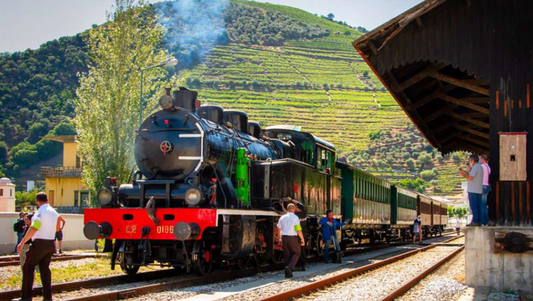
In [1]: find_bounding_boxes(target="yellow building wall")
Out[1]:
[63,142,78,167]
[45,177,88,207]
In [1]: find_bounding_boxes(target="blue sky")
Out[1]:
[0,0,421,53]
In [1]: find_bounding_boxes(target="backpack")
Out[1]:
[13,220,23,232]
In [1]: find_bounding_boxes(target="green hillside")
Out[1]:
[0,0,465,194]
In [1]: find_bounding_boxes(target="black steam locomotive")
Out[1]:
[83,88,447,275]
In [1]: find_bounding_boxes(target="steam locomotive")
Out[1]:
[83,88,447,275]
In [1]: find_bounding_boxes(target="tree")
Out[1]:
[406,158,416,170]
[28,123,49,144]
[74,0,171,205]
[327,13,335,20]
[0,141,8,164]
[451,152,462,164]
[416,152,432,168]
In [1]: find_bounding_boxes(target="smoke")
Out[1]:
[157,0,230,69]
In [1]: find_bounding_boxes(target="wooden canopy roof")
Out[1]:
[352,0,499,155]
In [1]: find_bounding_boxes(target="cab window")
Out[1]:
[317,147,333,171]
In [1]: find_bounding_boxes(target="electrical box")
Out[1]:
[499,132,527,181]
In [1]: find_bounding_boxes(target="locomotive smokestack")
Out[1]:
[165,87,172,96]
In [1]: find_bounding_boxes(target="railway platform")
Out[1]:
[465,227,533,293]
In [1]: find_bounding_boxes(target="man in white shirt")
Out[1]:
[276,203,305,278]
[15,192,58,301]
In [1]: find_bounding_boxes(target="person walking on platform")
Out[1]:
[13,212,27,254]
[15,192,58,301]
[455,219,461,236]
[276,203,305,278]
[55,215,66,254]
[319,209,345,263]
[480,155,491,226]
[459,154,484,226]
[19,214,39,273]
[412,215,423,244]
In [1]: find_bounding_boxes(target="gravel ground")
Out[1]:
[126,247,418,301]
[396,250,467,301]
[295,246,462,301]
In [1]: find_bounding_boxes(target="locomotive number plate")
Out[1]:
[126,225,137,234]
[157,225,174,234]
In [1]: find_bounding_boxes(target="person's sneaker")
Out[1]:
[284,266,293,278]
[59,249,63,254]
[466,222,479,227]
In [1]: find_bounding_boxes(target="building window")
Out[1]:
[10,189,13,196]
[74,190,79,207]
[0,189,3,196]
[76,155,81,168]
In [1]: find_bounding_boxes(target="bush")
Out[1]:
[420,169,436,181]
[402,152,410,159]
[369,129,381,141]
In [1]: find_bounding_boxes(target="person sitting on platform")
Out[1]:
[319,209,345,263]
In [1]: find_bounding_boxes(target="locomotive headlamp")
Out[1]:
[97,188,114,207]
[159,95,174,110]
[184,187,202,206]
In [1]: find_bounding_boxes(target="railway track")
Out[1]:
[0,253,107,268]
[0,234,461,301]
[257,235,464,301]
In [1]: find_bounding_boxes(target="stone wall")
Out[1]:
[0,212,93,255]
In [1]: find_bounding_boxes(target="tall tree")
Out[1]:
[74,0,171,203]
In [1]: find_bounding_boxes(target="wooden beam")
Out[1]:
[457,135,490,148]
[440,94,490,114]
[433,122,453,134]
[448,112,490,129]
[461,112,489,118]
[461,97,490,104]
[422,106,452,123]
[409,84,456,110]
[459,141,489,155]
[430,72,490,96]
[453,124,490,139]
[395,63,447,92]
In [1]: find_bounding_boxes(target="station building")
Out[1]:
[0,177,15,212]
[353,0,533,293]
[40,135,90,213]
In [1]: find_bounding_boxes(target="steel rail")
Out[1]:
[379,245,465,301]
[257,236,463,301]
[63,264,284,301]
[0,254,107,268]
[0,269,180,301]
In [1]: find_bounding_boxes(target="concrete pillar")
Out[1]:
[465,227,533,292]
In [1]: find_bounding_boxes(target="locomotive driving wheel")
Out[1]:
[193,243,213,276]
[117,252,140,276]
[316,232,325,256]
[253,230,268,266]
